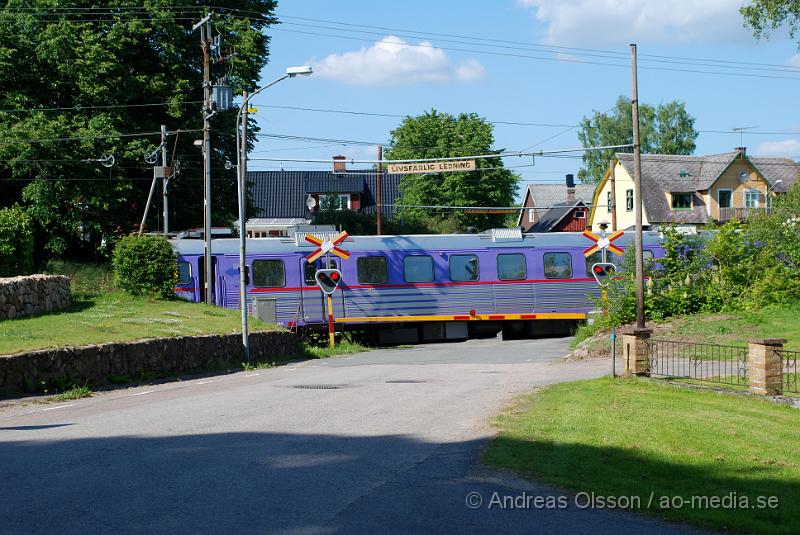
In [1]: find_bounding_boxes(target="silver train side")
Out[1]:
[171,231,665,343]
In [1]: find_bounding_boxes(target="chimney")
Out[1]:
[332,155,346,173]
[566,173,576,203]
[735,146,746,157]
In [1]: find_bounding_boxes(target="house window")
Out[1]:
[575,209,587,219]
[177,261,192,285]
[717,189,732,209]
[528,208,535,221]
[745,189,760,209]
[357,256,388,284]
[625,189,634,212]
[449,254,479,282]
[543,252,573,279]
[607,191,612,212]
[252,259,285,288]
[671,193,692,210]
[497,254,526,281]
[403,255,434,283]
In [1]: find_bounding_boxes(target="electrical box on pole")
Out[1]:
[212,85,233,111]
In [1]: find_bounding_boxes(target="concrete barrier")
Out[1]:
[0,331,299,396]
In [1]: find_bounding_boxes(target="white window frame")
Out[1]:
[625,189,634,212]
[336,194,351,211]
[717,188,732,209]
[575,209,587,219]
[607,191,612,212]
[744,188,760,209]
[528,207,535,221]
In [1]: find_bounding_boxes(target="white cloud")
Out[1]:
[310,36,487,86]
[754,138,800,157]
[517,0,751,46]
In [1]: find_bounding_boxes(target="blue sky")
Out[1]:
[245,0,800,199]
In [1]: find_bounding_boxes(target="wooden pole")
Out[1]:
[376,145,383,235]
[327,293,335,349]
[631,43,646,330]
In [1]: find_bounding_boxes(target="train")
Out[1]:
[171,228,664,343]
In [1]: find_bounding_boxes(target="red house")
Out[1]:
[518,174,595,232]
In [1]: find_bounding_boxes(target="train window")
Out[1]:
[304,260,337,285]
[357,256,388,284]
[497,254,526,281]
[252,259,285,288]
[449,254,479,282]
[543,252,573,279]
[404,255,434,283]
[177,261,192,285]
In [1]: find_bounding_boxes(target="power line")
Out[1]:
[0,129,202,146]
[0,101,203,114]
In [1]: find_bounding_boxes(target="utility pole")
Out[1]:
[193,13,214,305]
[376,145,383,235]
[631,43,645,330]
[161,125,169,234]
[239,91,249,362]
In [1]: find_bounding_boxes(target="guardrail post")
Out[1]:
[621,327,652,376]
[748,338,785,396]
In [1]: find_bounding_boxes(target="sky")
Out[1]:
[244,0,800,201]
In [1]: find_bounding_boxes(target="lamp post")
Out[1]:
[236,65,312,362]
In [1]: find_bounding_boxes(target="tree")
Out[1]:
[577,96,698,184]
[0,1,276,259]
[384,110,519,232]
[741,1,800,43]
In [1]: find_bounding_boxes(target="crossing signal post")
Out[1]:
[584,225,624,377]
[305,231,350,348]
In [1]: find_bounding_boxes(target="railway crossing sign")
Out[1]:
[591,262,616,287]
[315,269,343,295]
[583,229,624,257]
[304,231,351,263]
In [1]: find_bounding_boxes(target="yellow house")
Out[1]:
[588,148,799,232]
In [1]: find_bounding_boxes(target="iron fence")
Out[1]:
[778,349,799,394]
[647,339,748,387]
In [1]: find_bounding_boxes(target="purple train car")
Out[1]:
[172,229,664,343]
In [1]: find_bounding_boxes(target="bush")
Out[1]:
[0,205,34,277]
[112,235,177,298]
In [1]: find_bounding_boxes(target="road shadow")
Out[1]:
[0,430,765,534]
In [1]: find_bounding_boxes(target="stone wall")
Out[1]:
[0,275,71,320]
[0,331,300,396]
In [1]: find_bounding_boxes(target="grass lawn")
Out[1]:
[485,377,800,535]
[0,291,280,355]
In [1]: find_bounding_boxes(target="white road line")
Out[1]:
[130,390,154,397]
[244,373,260,378]
[345,357,354,360]
[41,404,75,411]
[197,380,214,385]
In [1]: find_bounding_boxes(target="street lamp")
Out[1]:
[236,65,312,362]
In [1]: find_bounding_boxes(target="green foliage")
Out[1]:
[45,259,114,297]
[0,2,277,259]
[51,385,92,401]
[0,205,34,276]
[313,208,440,235]
[741,0,800,44]
[602,185,800,325]
[577,96,698,184]
[112,235,177,298]
[384,109,519,231]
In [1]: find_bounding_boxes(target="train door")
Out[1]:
[299,257,345,325]
[197,256,219,305]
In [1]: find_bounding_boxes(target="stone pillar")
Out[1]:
[621,327,652,376]
[748,338,785,396]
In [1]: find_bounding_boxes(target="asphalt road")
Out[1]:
[0,337,706,534]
